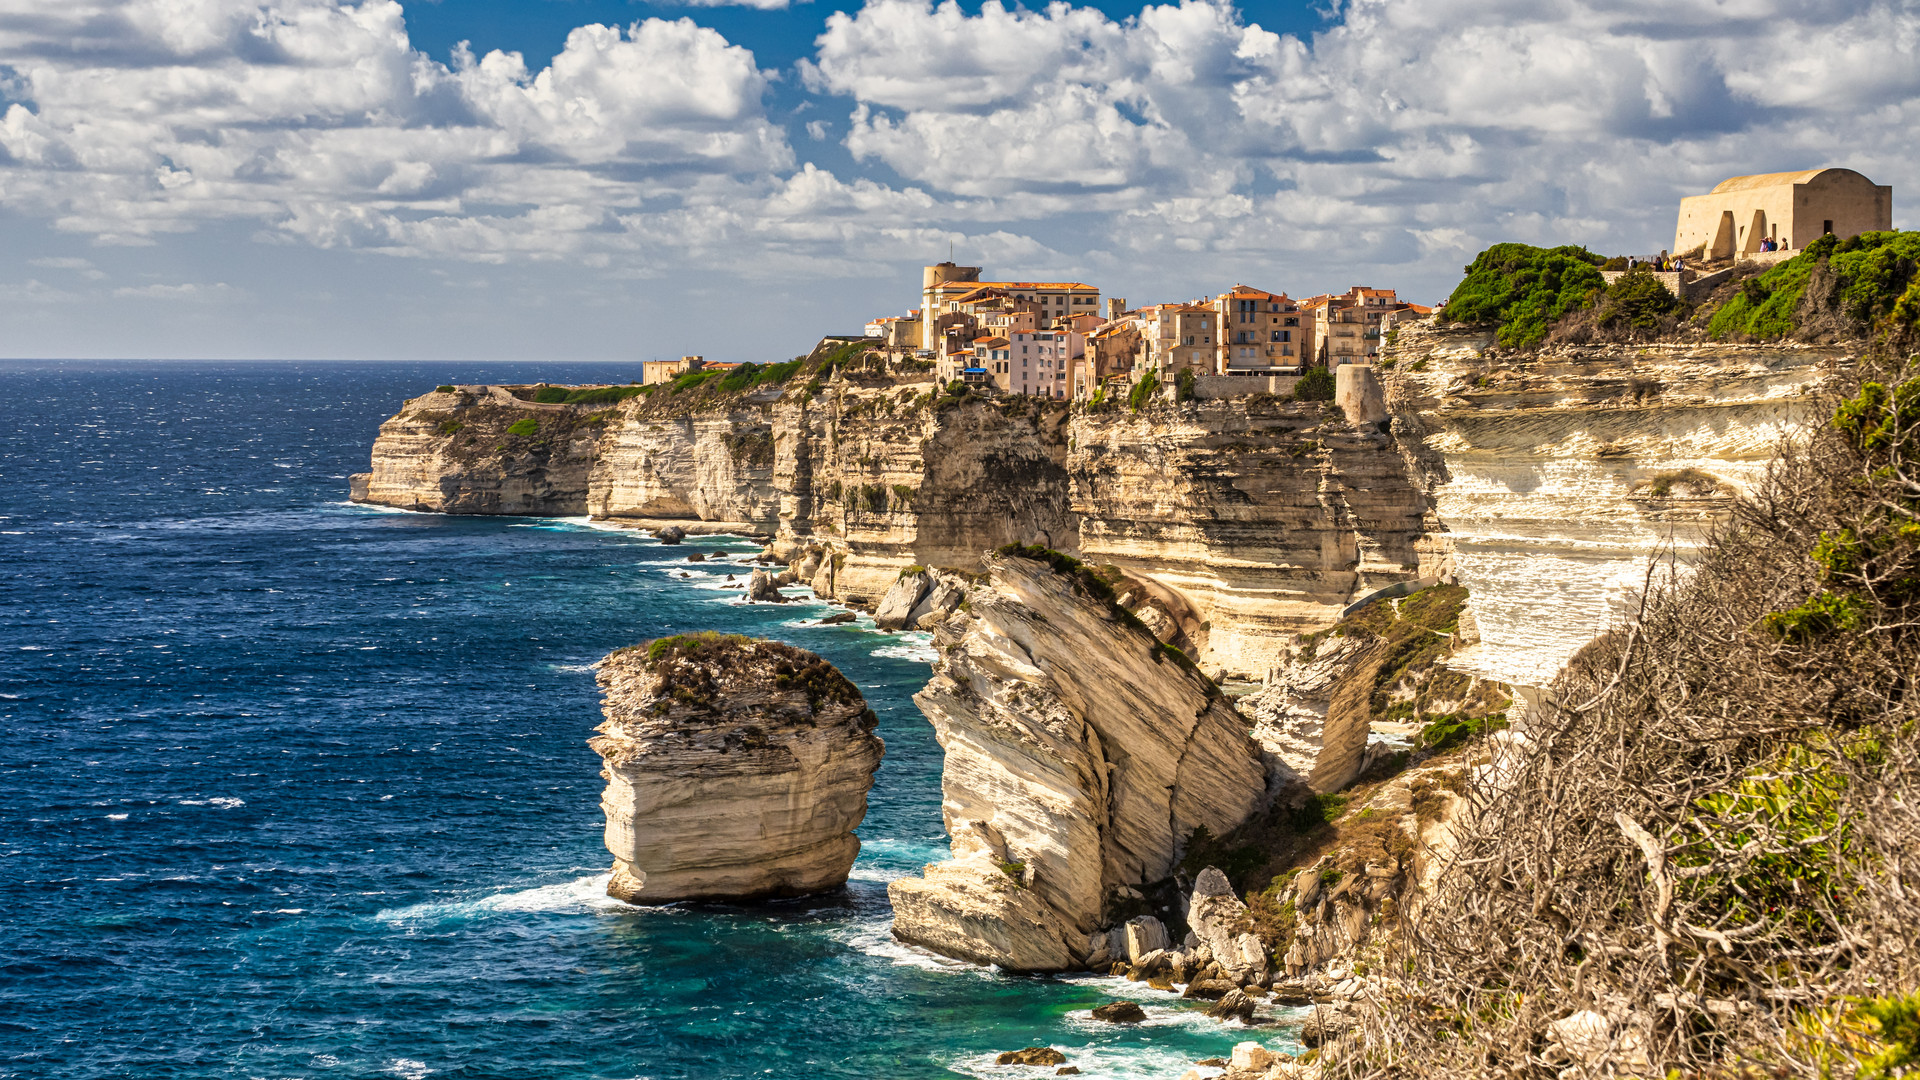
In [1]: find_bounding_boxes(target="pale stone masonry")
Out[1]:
[1675,167,1891,259]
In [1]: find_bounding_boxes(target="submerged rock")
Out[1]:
[590,633,884,903]
[1090,1001,1146,1024]
[995,1048,1066,1066]
[1207,989,1258,1024]
[887,553,1279,972]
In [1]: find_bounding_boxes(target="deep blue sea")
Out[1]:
[0,361,1301,1080]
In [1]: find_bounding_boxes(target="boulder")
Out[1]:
[872,570,930,630]
[794,550,823,583]
[1298,1006,1354,1047]
[819,611,857,625]
[905,572,966,627]
[1230,1042,1275,1072]
[654,525,686,544]
[1182,979,1237,1001]
[1208,989,1258,1024]
[590,635,884,902]
[1090,1001,1146,1024]
[687,553,706,562]
[1186,867,1270,985]
[1125,915,1171,962]
[1056,1069,1080,1076]
[745,570,787,603]
[995,1048,1066,1067]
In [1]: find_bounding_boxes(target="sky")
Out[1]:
[1,0,1915,363]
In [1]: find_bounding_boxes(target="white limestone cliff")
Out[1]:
[1385,321,1847,695]
[886,554,1279,971]
[590,634,884,903]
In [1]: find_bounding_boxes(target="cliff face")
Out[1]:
[351,387,600,515]
[885,555,1275,971]
[1068,399,1434,677]
[587,407,780,530]
[772,388,1077,605]
[1383,321,1847,691]
[589,633,884,903]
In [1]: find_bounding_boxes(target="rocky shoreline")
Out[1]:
[353,320,1863,1078]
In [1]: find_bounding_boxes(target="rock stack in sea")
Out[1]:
[886,552,1280,971]
[590,632,885,903]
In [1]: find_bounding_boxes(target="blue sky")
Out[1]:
[1,0,1914,363]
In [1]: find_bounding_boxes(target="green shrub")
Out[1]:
[1710,230,1920,340]
[435,385,456,393]
[506,418,539,437]
[532,385,570,403]
[1292,365,1336,402]
[946,379,969,397]
[1291,793,1348,833]
[1127,370,1159,412]
[1598,268,1681,329]
[1175,367,1197,402]
[436,419,463,436]
[1442,242,1607,348]
[1416,711,1508,753]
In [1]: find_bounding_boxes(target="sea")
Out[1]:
[0,360,1304,1080]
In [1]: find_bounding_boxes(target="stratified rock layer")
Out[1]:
[886,555,1276,971]
[1385,322,1848,692]
[351,386,600,514]
[590,634,884,903]
[1070,399,1436,677]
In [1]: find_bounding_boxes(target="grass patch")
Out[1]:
[506,418,539,437]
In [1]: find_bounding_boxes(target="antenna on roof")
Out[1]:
[949,238,954,261]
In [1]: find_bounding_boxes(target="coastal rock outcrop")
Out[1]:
[886,553,1277,971]
[1185,868,1269,984]
[590,633,884,903]
[1384,319,1846,695]
[351,386,600,514]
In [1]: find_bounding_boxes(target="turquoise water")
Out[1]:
[0,360,1302,1079]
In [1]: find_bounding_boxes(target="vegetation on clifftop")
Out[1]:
[1354,360,1920,1077]
[1441,242,1606,348]
[1441,230,1920,350]
[1709,230,1920,342]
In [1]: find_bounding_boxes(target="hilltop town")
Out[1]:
[639,166,1893,407]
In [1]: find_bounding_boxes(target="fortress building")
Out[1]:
[1676,168,1891,259]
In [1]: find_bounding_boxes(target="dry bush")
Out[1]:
[1343,354,1920,1078]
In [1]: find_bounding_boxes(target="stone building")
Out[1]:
[919,262,1100,351]
[1675,168,1891,259]
[1306,286,1408,365]
[1212,285,1310,374]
